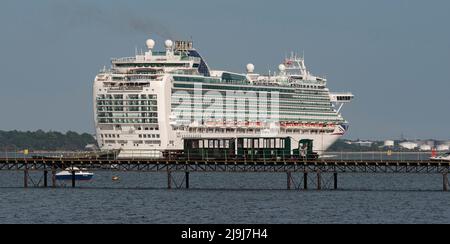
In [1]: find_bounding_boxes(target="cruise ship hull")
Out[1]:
[93,39,353,159]
[94,79,348,158]
[98,128,343,159]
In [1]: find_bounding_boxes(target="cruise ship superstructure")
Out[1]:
[93,38,354,158]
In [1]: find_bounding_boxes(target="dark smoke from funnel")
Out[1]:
[51,0,176,40]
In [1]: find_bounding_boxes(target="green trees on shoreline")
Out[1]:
[0,130,96,151]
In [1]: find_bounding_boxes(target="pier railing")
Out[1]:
[0,149,437,162]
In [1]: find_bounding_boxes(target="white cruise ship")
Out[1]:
[93,38,354,158]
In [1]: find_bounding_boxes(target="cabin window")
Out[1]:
[191,141,198,149]
[253,140,259,148]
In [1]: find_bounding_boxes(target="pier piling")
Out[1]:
[51,167,56,188]
[444,173,448,192]
[71,170,76,188]
[334,173,338,190]
[167,171,172,189]
[185,172,190,189]
[24,167,28,188]
[303,172,308,190]
[287,172,292,190]
[317,171,322,190]
[43,170,48,188]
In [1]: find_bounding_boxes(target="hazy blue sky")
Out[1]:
[1,0,449,140]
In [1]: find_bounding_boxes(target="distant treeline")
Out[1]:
[0,130,96,151]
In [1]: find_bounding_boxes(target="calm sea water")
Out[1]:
[1,152,449,224]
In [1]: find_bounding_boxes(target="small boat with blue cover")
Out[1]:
[56,167,94,181]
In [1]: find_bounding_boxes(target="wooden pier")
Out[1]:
[1,158,449,191]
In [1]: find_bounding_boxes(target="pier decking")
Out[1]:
[1,158,449,191]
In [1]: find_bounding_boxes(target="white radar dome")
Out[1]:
[246,63,255,73]
[278,64,286,72]
[146,39,155,49]
[165,40,174,49]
